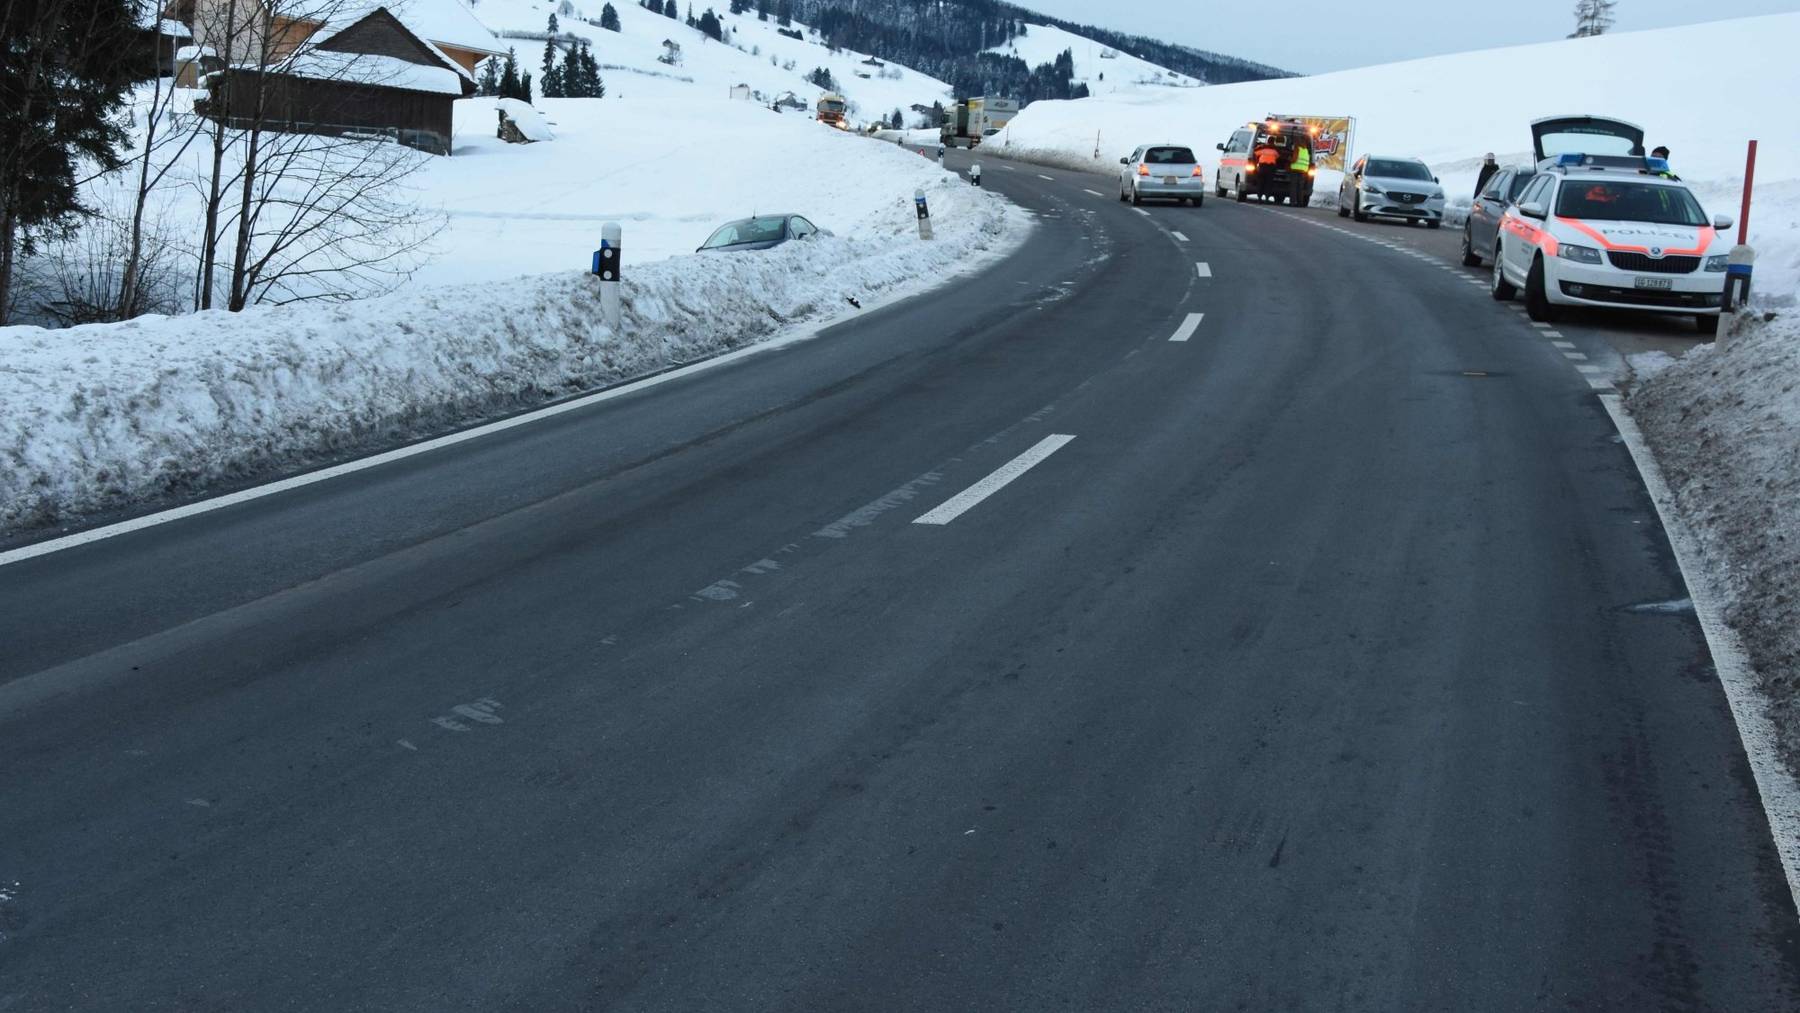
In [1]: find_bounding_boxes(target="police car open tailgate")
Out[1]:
[1531,116,1646,162]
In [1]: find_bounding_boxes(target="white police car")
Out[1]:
[1490,116,1734,334]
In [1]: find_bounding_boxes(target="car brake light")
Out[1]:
[1191,165,1204,177]
[1137,163,1149,176]
[1245,164,1256,173]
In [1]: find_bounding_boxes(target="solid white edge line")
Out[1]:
[1169,313,1204,342]
[1038,174,1055,181]
[912,434,1075,526]
[1600,394,1800,915]
[1082,188,1105,198]
[1195,262,1212,278]
[0,211,1044,570]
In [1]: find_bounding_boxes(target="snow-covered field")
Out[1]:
[1629,311,1800,770]
[986,23,1203,95]
[416,95,960,286]
[989,14,1800,299]
[0,174,1023,533]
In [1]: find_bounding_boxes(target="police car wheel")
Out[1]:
[1216,182,1227,198]
[1491,247,1516,300]
[1196,194,1204,208]
[1235,178,1247,203]
[1525,256,1557,322]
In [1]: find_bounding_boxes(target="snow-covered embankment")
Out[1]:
[1627,313,1800,770]
[0,173,1024,535]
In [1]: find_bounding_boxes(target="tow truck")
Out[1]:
[1215,116,1318,205]
[1490,116,1734,334]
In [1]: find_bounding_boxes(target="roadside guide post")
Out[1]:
[592,222,622,331]
[970,162,982,187]
[1724,140,1757,314]
[915,188,933,240]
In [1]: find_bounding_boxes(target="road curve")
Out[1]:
[2,149,1797,1011]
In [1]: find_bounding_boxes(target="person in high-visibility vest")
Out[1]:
[1290,143,1311,174]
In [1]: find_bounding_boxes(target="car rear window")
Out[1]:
[1146,147,1196,165]
[702,217,787,249]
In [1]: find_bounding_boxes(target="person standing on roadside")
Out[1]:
[1475,152,1499,196]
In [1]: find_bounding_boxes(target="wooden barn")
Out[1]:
[196,8,476,155]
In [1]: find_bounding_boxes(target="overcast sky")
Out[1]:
[1016,2,1800,74]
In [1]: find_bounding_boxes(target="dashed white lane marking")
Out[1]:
[1038,174,1055,181]
[1170,231,1189,242]
[1543,330,1565,338]
[1002,165,1018,171]
[1133,208,1151,217]
[1169,313,1204,342]
[1586,377,1614,390]
[1552,340,1578,349]
[1531,322,1554,330]
[1576,364,1604,374]
[1082,188,1105,198]
[1195,262,1213,278]
[1563,352,1589,361]
[913,434,1077,527]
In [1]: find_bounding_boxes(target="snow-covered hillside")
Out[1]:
[465,0,950,122]
[986,23,1202,95]
[992,14,1800,298]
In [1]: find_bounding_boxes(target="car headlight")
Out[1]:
[1557,244,1602,265]
[1362,182,1383,195]
[1429,190,1444,201]
[1705,254,1729,272]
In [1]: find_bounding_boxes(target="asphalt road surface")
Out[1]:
[3,149,1797,1011]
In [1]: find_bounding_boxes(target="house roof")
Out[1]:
[323,0,501,56]
[304,7,476,93]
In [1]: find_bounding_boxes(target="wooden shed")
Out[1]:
[197,8,473,155]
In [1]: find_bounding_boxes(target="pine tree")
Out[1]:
[601,2,621,30]
[1570,0,1617,37]
[663,0,678,18]
[542,36,560,94]
[729,0,747,13]
[521,70,534,102]
[775,0,791,27]
[499,48,521,99]
[698,8,723,41]
[756,0,769,21]
[478,56,501,95]
[547,11,559,34]
[0,0,139,324]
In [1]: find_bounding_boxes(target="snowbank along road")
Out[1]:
[2,147,1798,1010]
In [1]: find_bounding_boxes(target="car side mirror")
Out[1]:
[1713,214,1735,231]
[1119,156,1130,165]
[1518,201,1547,220]
[1215,142,1225,151]
[1433,176,1440,183]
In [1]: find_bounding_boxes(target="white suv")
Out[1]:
[1489,117,1733,333]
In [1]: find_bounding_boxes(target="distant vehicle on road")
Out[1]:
[941,96,1019,149]
[1118,144,1206,206]
[1215,118,1316,206]
[816,93,847,129]
[1461,164,1537,266]
[1490,140,1733,333]
[1337,155,1447,227]
[697,214,826,253]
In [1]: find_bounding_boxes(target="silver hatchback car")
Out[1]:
[1337,155,1447,227]
[1118,144,1206,206]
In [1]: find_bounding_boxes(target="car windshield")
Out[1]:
[1556,181,1706,225]
[702,218,788,249]
[1366,159,1433,181]
[820,100,845,113]
[1145,147,1196,165]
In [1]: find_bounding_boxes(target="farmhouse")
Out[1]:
[167,0,501,154]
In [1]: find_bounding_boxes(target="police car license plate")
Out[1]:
[1163,176,1178,185]
[1633,277,1673,291]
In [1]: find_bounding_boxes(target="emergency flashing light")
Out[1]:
[1556,153,1587,168]
[1646,156,1672,174]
